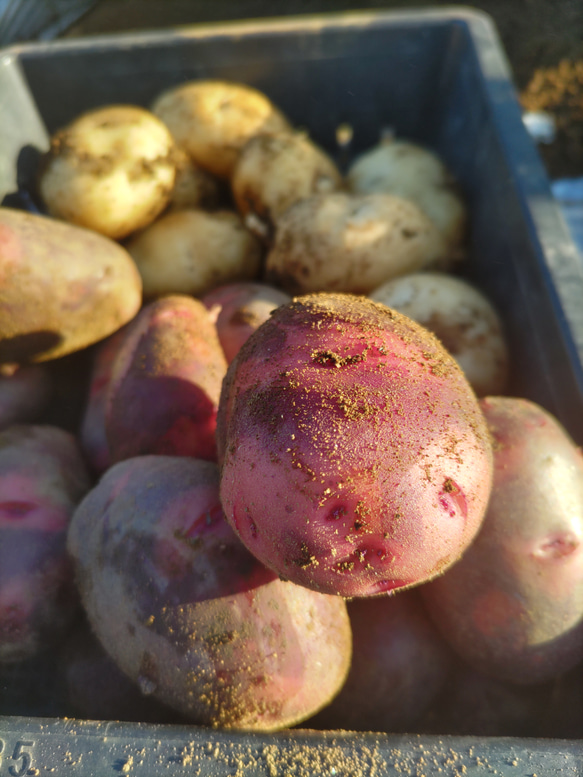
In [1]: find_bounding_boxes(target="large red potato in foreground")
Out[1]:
[218,293,493,597]
[421,396,583,684]
[67,456,351,730]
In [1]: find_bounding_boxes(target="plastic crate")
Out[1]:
[1,8,583,775]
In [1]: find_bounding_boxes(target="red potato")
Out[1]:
[421,396,583,684]
[105,295,227,462]
[217,293,493,597]
[309,590,453,732]
[0,207,142,364]
[79,325,130,474]
[0,425,91,662]
[0,365,52,429]
[67,456,352,730]
[201,282,291,363]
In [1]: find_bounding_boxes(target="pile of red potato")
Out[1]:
[2,79,583,737]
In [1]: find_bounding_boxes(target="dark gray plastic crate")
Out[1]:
[1,7,583,775]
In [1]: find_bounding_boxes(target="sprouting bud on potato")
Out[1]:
[0,208,142,364]
[126,209,263,299]
[421,396,583,684]
[347,137,467,260]
[0,425,91,662]
[151,80,292,179]
[264,192,448,295]
[232,131,343,237]
[105,295,227,462]
[67,456,352,730]
[38,105,177,240]
[370,272,509,396]
[218,293,493,597]
[201,281,291,363]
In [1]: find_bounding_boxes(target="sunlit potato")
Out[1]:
[151,80,292,179]
[265,192,448,295]
[370,272,510,396]
[232,131,343,238]
[126,209,263,299]
[38,105,176,240]
[347,138,467,261]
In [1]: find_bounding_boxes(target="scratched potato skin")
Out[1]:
[421,396,583,684]
[0,207,142,365]
[67,456,352,731]
[0,425,91,662]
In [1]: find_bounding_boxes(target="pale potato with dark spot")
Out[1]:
[38,105,176,240]
[232,131,343,237]
[265,192,448,295]
[126,209,262,299]
[0,208,142,364]
[370,272,509,396]
[151,80,291,179]
[347,138,467,261]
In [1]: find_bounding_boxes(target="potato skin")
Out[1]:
[218,293,493,597]
[347,138,467,260]
[309,590,453,732]
[152,80,291,179]
[265,192,448,295]
[105,295,227,462]
[38,105,176,240]
[232,131,342,234]
[0,208,142,364]
[67,456,352,730]
[201,282,291,363]
[126,209,262,299]
[0,425,91,662]
[421,396,583,684]
[79,326,130,474]
[370,272,509,397]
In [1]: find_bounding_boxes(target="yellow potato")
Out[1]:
[232,131,343,237]
[38,105,176,240]
[126,209,262,298]
[0,208,142,364]
[151,80,291,179]
[265,192,447,295]
[370,272,509,396]
[347,138,467,261]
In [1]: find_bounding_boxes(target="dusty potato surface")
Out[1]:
[218,293,493,597]
[67,456,352,730]
[265,192,448,295]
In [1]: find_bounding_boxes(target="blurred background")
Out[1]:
[1,0,582,180]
